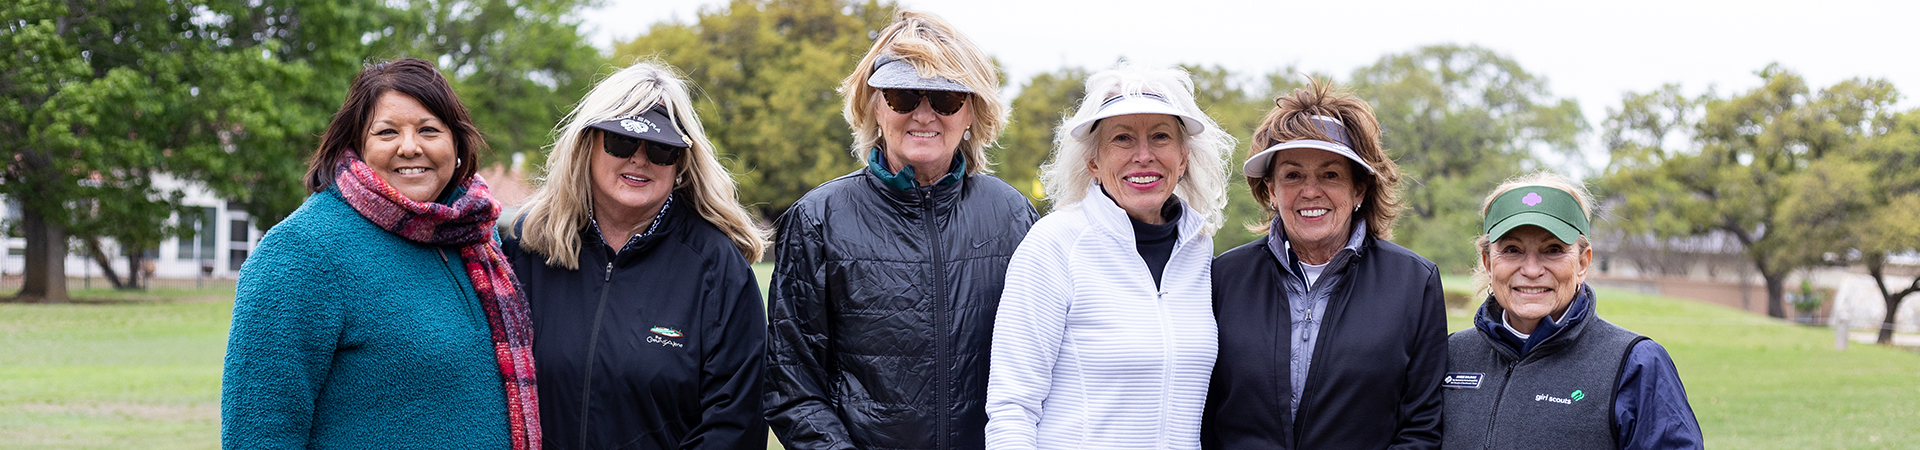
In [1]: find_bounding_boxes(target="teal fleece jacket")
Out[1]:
[221,189,511,449]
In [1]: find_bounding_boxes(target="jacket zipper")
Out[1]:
[579,260,615,442]
[922,188,950,449]
[437,249,481,322]
[1483,361,1517,450]
[1155,231,1184,449]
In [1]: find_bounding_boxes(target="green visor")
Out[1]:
[1483,186,1589,244]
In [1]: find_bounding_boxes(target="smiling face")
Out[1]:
[1266,148,1367,260]
[363,91,458,202]
[1088,114,1188,224]
[589,131,678,222]
[1486,225,1593,330]
[877,89,974,178]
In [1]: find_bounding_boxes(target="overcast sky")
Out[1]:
[585,0,1920,171]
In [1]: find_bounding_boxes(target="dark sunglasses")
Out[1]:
[602,132,683,165]
[880,89,968,116]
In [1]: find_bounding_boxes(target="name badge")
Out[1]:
[1443,372,1483,389]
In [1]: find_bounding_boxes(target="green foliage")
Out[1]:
[1348,44,1586,274]
[381,0,607,170]
[1599,66,1903,318]
[998,67,1087,211]
[618,0,897,217]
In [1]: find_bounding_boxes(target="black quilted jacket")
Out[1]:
[765,168,1036,450]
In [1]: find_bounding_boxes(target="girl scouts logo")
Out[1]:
[1570,390,1586,401]
[650,326,682,338]
[1522,192,1544,206]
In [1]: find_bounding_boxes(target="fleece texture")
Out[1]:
[222,188,510,449]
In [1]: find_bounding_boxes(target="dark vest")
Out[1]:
[1442,313,1645,450]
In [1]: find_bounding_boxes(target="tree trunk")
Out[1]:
[125,252,145,290]
[1867,256,1920,345]
[1762,270,1787,319]
[83,236,128,290]
[16,206,68,303]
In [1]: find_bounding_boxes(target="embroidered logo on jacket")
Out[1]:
[1534,390,1581,405]
[647,326,685,348]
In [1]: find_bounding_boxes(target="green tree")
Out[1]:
[2,0,600,300]
[1349,44,1586,274]
[383,0,606,169]
[998,67,1087,212]
[1779,109,1920,343]
[1,0,321,300]
[618,0,897,218]
[1601,66,1900,319]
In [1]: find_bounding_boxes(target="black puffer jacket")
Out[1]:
[765,168,1037,450]
[502,193,766,450]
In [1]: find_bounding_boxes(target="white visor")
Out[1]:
[1242,115,1376,178]
[1066,92,1208,140]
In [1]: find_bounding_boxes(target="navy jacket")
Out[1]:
[1203,233,1447,450]
[502,193,767,450]
[1456,286,1704,449]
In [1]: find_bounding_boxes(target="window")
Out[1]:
[230,219,249,243]
[177,207,218,261]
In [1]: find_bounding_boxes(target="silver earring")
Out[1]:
[963,129,972,140]
[1354,204,1362,212]
[675,175,684,186]
[456,158,463,167]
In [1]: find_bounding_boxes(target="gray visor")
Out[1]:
[866,55,972,93]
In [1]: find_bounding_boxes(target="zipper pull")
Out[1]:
[604,262,614,282]
[438,248,448,263]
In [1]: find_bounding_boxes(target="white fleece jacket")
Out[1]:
[985,184,1218,450]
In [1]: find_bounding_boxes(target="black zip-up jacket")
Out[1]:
[502,194,766,450]
[1202,233,1446,450]
[765,168,1036,450]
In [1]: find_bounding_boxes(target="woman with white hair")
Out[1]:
[764,10,1037,450]
[501,60,769,450]
[984,66,1232,450]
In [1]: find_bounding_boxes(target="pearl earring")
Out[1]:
[963,128,972,140]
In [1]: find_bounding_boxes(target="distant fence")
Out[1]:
[1588,275,1828,322]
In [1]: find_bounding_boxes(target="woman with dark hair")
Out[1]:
[221,58,539,449]
[1203,80,1444,449]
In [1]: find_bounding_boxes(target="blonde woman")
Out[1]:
[764,10,1037,450]
[1444,173,1701,450]
[985,65,1233,450]
[502,60,769,450]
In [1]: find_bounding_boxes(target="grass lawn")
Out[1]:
[3,272,1917,448]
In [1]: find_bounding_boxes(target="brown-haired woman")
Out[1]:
[222,58,539,449]
[1202,79,1445,449]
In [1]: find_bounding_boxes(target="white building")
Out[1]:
[2,174,261,281]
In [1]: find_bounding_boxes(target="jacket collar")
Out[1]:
[1472,283,1597,359]
[866,147,966,192]
[584,190,686,268]
[1267,216,1370,280]
[1077,182,1207,249]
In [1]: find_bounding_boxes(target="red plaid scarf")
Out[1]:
[334,152,540,449]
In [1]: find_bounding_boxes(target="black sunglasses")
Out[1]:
[880,89,968,116]
[602,132,683,165]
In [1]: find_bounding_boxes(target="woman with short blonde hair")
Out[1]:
[502,59,769,450]
[766,10,1038,450]
[1445,172,1702,450]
